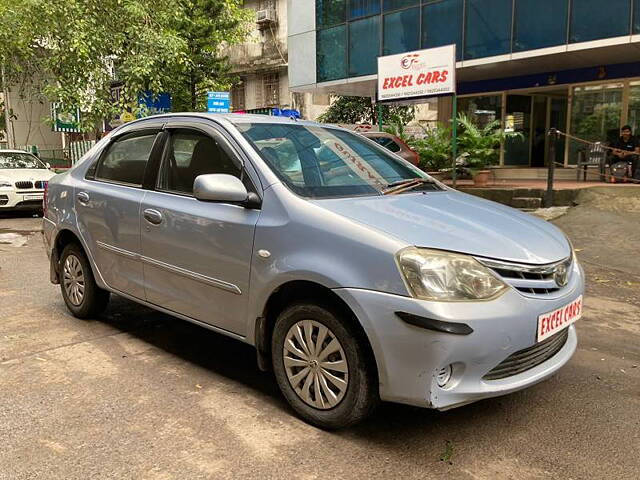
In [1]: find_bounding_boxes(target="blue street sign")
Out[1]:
[207,92,230,113]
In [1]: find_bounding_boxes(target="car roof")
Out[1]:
[0,149,35,154]
[120,112,326,129]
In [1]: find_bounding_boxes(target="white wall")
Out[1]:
[5,88,62,151]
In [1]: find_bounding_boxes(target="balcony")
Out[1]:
[225,41,287,73]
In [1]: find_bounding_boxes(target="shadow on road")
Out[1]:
[93,293,528,442]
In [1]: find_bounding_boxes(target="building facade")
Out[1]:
[227,0,330,120]
[289,0,640,167]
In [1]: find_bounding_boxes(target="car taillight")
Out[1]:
[43,181,48,214]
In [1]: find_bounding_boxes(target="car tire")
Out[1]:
[271,302,378,429]
[59,243,110,319]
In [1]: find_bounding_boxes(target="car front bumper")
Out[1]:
[0,189,44,210]
[333,264,584,410]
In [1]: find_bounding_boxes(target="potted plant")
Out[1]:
[457,113,523,186]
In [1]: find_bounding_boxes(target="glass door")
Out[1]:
[504,95,532,166]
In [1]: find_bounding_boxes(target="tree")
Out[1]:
[0,0,251,132]
[318,95,415,126]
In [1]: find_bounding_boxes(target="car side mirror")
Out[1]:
[193,174,260,208]
[45,162,51,170]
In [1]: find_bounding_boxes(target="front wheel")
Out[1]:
[271,303,378,429]
[59,243,110,319]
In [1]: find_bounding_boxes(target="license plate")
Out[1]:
[24,194,43,201]
[537,295,583,342]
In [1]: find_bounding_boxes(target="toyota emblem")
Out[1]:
[554,263,569,287]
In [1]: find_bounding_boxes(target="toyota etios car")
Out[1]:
[43,114,584,429]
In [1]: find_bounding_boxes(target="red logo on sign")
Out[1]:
[400,54,420,69]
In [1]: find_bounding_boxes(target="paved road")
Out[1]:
[1,190,639,479]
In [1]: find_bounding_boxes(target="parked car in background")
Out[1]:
[361,131,420,166]
[43,114,583,429]
[0,150,54,211]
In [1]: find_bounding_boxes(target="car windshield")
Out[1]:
[0,152,46,169]
[237,123,440,199]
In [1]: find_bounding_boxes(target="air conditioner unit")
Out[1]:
[256,9,276,25]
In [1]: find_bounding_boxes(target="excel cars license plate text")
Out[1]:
[537,296,583,342]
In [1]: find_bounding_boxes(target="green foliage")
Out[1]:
[456,113,522,170]
[0,0,251,130]
[318,96,415,125]
[409,123,452,171]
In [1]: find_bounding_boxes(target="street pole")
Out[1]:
[377,103,383,132]
[451,94,458,188]
[545,128,557,208]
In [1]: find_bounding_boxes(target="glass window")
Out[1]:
[570,83,624,164]
[464,0,513,60]
[317,25,347,82]
[458,95,502,129]
[96,133,157,185]
[349,0,381,19]
[513,0,568,52]
[635,0,640,33]
[371,136,402,152]
[628,81,640,134]
[237,123,437,198]
[570,0,631,43]
[383,0,418,11]
[383,7,420,55]
[316,0,346,28]
[422,0,463,61]
[157,130,241,195]
[349,16,380,77]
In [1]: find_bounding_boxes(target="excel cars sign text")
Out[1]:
[377,45,456,102]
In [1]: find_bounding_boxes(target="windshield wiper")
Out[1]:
[382,178,437,195]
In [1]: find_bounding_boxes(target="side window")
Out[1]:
[95,133,157,186]
[157,130,241,195]
[372,136,401,153]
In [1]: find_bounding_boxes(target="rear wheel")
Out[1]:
[60,243,110,319]
[272,302,378,429]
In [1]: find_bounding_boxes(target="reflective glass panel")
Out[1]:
[383,7,420,55]
[570,0,631,43]
[383,0,418,11]
[349,0,381,19]
[465,0,513,59]
[317,25,347,82]
[422,0,463,61]
[349,16,381,76]
[513,0,568,52]
[316,0,347,28]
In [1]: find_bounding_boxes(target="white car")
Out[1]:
[0,150,55,211]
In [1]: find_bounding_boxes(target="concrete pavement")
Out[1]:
[0,194,638,479]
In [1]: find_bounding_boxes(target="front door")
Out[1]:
[140,124,260,336]
[77,129,162,299]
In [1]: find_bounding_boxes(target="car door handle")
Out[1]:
[143,208,163,225]
[76,191,90,205]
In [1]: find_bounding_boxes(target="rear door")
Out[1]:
[77,127,165,299]
[140,119,261,335]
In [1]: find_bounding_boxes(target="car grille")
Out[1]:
[483,328,569,381]
[477,256,573,296]
[34,180,47,189]
[15,180,34,189]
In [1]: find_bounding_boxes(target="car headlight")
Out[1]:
[397,247,509,302]
[0,179,13,188]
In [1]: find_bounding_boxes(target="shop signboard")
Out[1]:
[377,45,456,102]
[207,92,230,113]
